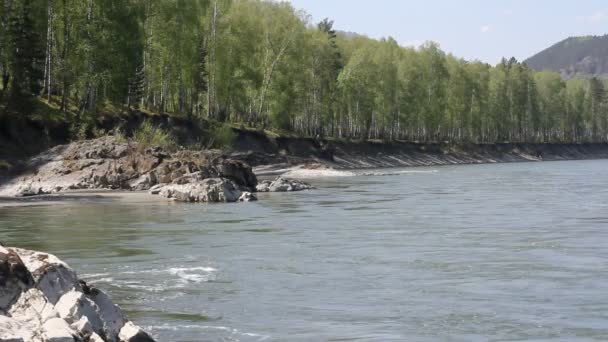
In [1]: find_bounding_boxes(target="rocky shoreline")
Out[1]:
[2,135,608,201]
[0,245,153,342]
[0,137,312,202]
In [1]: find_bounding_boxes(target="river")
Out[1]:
[1,160,608,341]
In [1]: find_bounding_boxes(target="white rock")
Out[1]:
[88,332,105,342]
[0,247,155,342]
[8,288,58,331]
[255,180,271,192]
[0,315,29,342]
[55,291,103,334]
[41,317,77,342]
[70,316,93,335]
[119,321,155,342]
[238,192,258,202]
[157,178,242,203]
[12,248,79,305]
[256,177,313,192]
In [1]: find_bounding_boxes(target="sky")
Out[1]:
[284,0,608,65]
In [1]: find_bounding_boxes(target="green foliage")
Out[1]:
[210,123,236,148]
[2,0,608,144]
[132,120,175,148]
[0,160,12,172]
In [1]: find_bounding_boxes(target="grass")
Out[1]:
[132,120,176,149]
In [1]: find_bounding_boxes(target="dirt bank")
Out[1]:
[230,129,608,169]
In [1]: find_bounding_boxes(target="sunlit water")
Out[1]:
[1,160,608,341]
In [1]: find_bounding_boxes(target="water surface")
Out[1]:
[1,160,608,341]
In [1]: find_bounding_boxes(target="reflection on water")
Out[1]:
[1,160,608,341]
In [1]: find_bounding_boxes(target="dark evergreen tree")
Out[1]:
[7,0,43,111]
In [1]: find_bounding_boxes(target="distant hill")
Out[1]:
[525,35,608,79]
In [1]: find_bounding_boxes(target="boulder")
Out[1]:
[54,291,104,335]
[256,177,314,193]
[0,246,33,310]
[118,322,155,342]
[213,159,257,190]
[238,192,258,202]
[0,246,154,342]
[12,248,80,305]
[87,287,126,340]
[157,178,242,203]
[8,289,58,332]
[41,317,78,342]
[0,315,30,342]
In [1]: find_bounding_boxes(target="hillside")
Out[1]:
[525,35,608,79]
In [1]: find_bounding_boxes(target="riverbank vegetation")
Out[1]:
[1,0,607,144]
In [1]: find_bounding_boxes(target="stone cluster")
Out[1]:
[0,246,154,342]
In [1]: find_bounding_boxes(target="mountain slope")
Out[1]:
[525,35,608,79]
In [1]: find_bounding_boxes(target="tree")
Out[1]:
[6,0,44,112]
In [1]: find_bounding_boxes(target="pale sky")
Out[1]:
[285,0,608,65]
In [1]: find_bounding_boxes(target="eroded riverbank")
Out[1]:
[2,160,608,340]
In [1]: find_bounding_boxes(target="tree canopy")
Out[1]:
[1,0,607,143]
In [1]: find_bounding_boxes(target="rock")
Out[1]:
[8,289,58,332]
[70,317,93,335]
[0,315,30,342]
[0,246,33,310]
[88,333,105,342]
[127,175,151,191]
[55,291,103,335]
[41,317,78,342]
[88,288,126,340]
[148,184,163,195]
[0,137,258,204]
[255,180,271,193]
[256,177,313,192]
[214,159,257,190]
[157,178,243,203]
[13,248,80,305]
[0,247,154,342]
[238,192,257,202]
[118,322,155,342]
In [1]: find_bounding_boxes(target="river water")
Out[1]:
[1,160,608,341]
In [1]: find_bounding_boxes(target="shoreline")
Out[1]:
[2,157,605,208]
[2,134,608,202]
[0,190,166,208]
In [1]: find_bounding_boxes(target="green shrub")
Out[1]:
[211,123,236,148]
[132,120,176,148]
[0,160,11,172]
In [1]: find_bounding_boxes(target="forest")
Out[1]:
[1,0,607,143]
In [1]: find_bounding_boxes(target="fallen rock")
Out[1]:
[256,177,314,192]
[0,246,154,342]
[156,178,243,203]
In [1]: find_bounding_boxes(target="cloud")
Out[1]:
[503,9,514,16]
[577,11,607,23]
[480,25,491,34]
